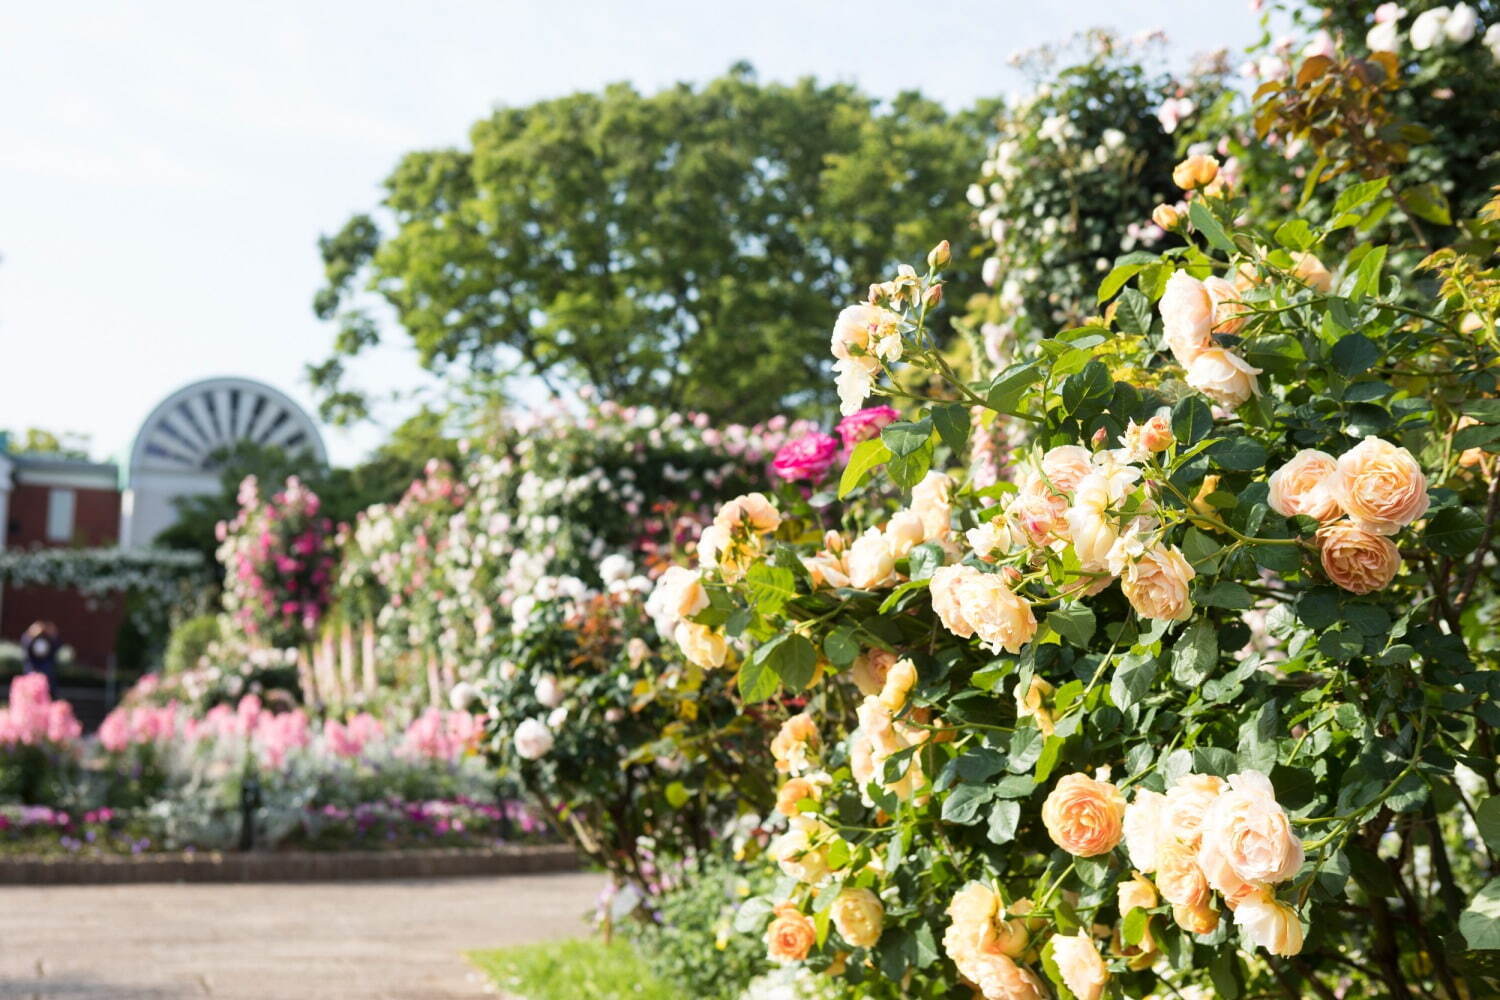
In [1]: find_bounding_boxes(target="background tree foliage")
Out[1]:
[311,64,996,424]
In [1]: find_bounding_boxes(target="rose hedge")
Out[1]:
[659,157,1500,998]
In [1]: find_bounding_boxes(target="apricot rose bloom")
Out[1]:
[1186,347,1262,408]
[850,647,896,696]
[1051,931,1109,1000]
[1291,251,1334,293]
[1123,787,1167,872]
[771,713,819,775]
[1042,773,1127,857]
[943,884,1046,1000]
[1268,449,1342,522]
[1161,773,1226,849]
[1172,153,1219,190]
[1199,770,1304,886]
[1154,836,1212,908]
[1173,900,1221,935]
[765,902,817,964]
[830,887,885,949]
[930,564,1037,654]
[1317,521,1402,595]
[673,622,727,669]
[1202,275,1249,334]
[1332,436,1431,535]
[1114,543,1196,622]
[878,658,919,712]
[775,777,821,817]
[1160,271,1214,365]
[1234,886,1305,956]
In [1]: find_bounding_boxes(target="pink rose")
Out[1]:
[836,405,900,450]
[772,432,840,482]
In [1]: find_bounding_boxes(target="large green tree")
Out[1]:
[311,64,996,424]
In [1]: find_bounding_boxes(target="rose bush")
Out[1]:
[662,149,1500,997]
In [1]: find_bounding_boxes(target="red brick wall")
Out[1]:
[2,483,125,672]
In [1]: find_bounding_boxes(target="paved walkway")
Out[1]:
[0,872,606,1000]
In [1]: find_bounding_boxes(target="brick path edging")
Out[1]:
[0,843,580,885]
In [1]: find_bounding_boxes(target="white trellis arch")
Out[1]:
[121,377,327,548]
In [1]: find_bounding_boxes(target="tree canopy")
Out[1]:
[311,64,997,424]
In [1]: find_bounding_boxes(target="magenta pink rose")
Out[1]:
[837,405,900,450]
[772,431,840,483]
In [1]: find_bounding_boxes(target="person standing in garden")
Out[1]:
[20,620,60,696]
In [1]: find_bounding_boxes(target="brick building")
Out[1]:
[0,451,127,672]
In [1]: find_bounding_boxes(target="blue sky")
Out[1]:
[0,1,1266,466]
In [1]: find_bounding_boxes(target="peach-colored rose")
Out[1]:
[803,549,852,590]
[1152,204,1182,230]
[832,303,903,365]
[1007,487,1068,549]
[1140,412,1174,453]
[776,777,822,817]
[1199,770,1304,886]
[1016,676,1056,737]
[771,713,819,775]
[1160,272,1215,365]
[1172,900,1221,935]
[1162,773,1226,849]
[1172,154,1219,190]
[879,658,919,712]
[1332,436,1430,535]
[1155,836,1211,908]
[771,816,832,884]
[969,955,1049,1000]
[1186,347,1261,408]
[1268,450,1342,521]
[1039,446,1095,495]
[1233,886,1304,956]
[1317,521,1401,595]
[714,492,781,534]
[650,566,709,625]
[967,519,1019,561]
[1196,828,1251,901]
[1042,773,1127,857]
[851,648,897,696]
[847,527,898,590]
[958,571,1038,655]
[930,564,974,639]
[1118,871,1159,914]
[674,622,727,669]
[912,471,954,541]
[1203,275,1250,334]
[765,901,816,963]
[1116,543,1196,622]
[1123,788,1167,873]
[831,888,884,949]
[885,510,928,558]
[1051,932,1109,1000]
[1291,252,1333,293]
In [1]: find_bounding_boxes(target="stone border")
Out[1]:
[0,843,579,885]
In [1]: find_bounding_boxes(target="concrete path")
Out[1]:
[0,872,606,1000]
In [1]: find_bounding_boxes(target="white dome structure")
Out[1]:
[120,376,327,548]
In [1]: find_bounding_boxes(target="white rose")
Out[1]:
[1410,6,1450,50]
[534,674,565,708]
[513,718,554,760]
[1486,22,1500,59]
[1445,2,1477,43]
[1367,20,1401,52]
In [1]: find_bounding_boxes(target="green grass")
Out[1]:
[466,938,685,1000]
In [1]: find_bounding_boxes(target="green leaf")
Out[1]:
[763,633,817,692]
[744,563,796,615]
[1403,181,1452,226]
[881,418,933,458]
[986,800,1021,845]
[906,542,945,582]
[1171,619,1217,686]
[1008,726,1045,773]
[931,403,971,456]
[822,627,859,669]
[956,747,1006,782]
[1171,396,1215,446]
[1237,698,1280,772]
[1209,435,1269,471]
[1110,653,1159,711]
[1046,603,1096,647]
[1061,361,1114,418]
[1477,797,1500,856]
[941,783,993,825]
[1209,951,1243,999]
[1453,422,1500,451]
[1189,200,1235,253]
[1331,333,1380,376]
[1462,399,1500,424]
[839,438,891,498]
[887,442,933,488]
[1332,176,1389,217]
[737,650,778,702]
[1461,880,1500,950]
[987,361,1045,415]
[1097,261,1149,303]
[1115,288,1152,334]
[1199,581,1252,610]
[664,781,689,808]
[1350,245,1386,301]
[1426,506,1485,558]
[1122,908,1148,947]
[1274,219,1314,251]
